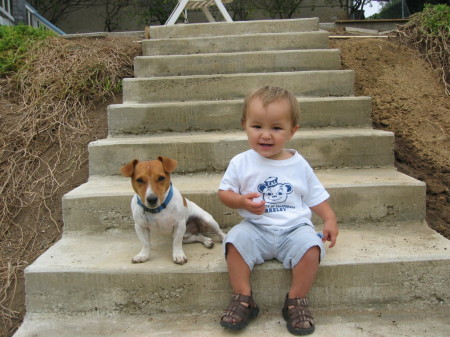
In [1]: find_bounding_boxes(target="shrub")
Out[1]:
[397,4,450,95]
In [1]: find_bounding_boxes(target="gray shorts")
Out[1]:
[223,221,325,270]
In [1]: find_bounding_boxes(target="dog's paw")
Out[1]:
[132,254,150,263]
[203,237,214,249]
[173,254,188,265]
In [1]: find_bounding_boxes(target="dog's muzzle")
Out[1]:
[137,183,174,214]
[146,195,159,207]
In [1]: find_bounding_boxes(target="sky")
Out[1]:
[364,1,384,17]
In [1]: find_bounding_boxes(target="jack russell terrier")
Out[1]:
[120,156,226,265]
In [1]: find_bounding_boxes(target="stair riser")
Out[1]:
[134,50,341,77]
[88,132,394,176]
[24,259,448,315]
[62,184,425,232]
[142,31,330,56]
[150,18,319,39]
[108,98,372,135]
[122,71,355,103]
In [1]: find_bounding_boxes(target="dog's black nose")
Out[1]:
[146,195,158,206]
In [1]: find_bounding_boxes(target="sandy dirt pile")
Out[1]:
[330,36,449,237]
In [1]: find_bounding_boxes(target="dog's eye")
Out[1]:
[136,178,144,184]
[157,176,166,182]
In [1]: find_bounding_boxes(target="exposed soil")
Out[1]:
[1,35,449,337]
[330,36,449,237]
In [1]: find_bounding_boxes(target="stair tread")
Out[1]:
[122,70,355,103]
[107,96,372,134]
[135,48,341,59]
[66,168,423,199]
[109,96,371,108]
[142,31,330,56]
[27,221,449,274]
[93,128,391,144]
[14,306,450,337]
[145,30,328,42]
[123,69,352,81]
[149,18,320,39]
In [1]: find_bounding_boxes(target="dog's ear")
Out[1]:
[158,156,178,174]
[120,159,139,177]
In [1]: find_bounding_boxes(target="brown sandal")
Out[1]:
[220,293,259,330]
[282,295,315,335]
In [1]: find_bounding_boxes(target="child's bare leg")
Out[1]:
[288,246,320,330]
[226,243,251,296]
[221,243,258,329]
[289,246,320,298]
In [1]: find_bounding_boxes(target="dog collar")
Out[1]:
[137,183,174,214]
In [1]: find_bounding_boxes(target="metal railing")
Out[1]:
[25,2,65,35]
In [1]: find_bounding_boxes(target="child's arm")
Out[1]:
[218,190,266,215]
[310,200,339,248]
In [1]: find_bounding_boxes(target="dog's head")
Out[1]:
[120,156,178,209]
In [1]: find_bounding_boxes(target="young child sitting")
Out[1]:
[218,86,339,335]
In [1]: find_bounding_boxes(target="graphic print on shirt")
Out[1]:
[257,177,295,213]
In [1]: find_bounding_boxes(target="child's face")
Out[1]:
[242,97,299,160]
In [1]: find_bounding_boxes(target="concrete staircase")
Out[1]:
[14,18,450,337]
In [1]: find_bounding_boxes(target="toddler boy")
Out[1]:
[218,86,338,335]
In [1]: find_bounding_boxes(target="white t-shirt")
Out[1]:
[219,149,329,228]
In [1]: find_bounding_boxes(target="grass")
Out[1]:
[0,24,56,76]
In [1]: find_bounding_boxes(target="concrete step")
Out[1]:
[62,168,425,232]
[88,129,394,176]
[22,222,450,316]
[13,306,450,337]
[150,18,320,39]
[108,97,372,136]
[134,49,341,77]
[142,31,330,56]
[122,70,355,104]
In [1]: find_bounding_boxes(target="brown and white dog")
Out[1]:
[120,156,226,265]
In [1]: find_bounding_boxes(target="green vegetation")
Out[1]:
[369,0,449,19]
[0,25,56,76]
[415,3,450,36]
[397,4,449,95]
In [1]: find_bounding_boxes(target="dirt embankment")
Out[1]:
[330,36,449,237]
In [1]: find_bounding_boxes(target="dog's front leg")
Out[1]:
[132,224,151,263]
[172,222,187,265]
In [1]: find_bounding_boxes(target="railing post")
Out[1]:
[24,2,65,35]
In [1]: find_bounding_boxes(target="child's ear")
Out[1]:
[290,124,300,138]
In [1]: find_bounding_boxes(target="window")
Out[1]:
[1,0,13,18]
[1,0,12,13]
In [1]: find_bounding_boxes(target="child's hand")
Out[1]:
[218,190,265,214]
[322,219,338,248]
[310,201,338,248]
[241,193,266,215]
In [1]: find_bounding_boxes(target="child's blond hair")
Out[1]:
[242,86,300,127]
